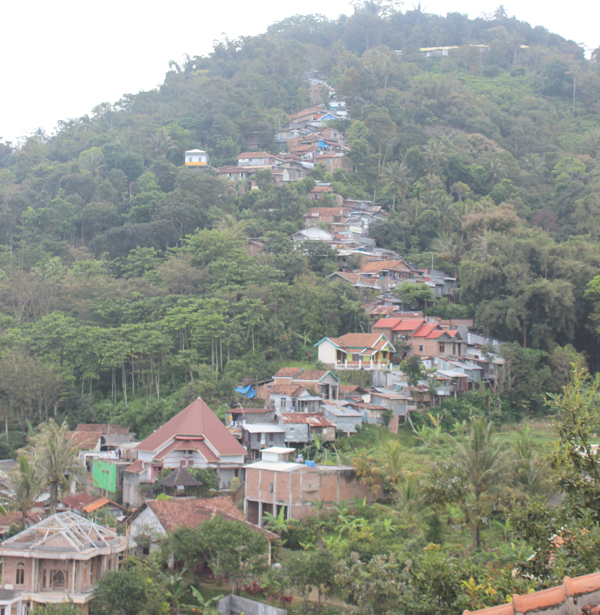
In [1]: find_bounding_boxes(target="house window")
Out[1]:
[16,562,25,585]
[269,483,274,493]
[281,398,286,409]
[352,354,360,361]
[439,343,445,353]
[419,345,424,352]
[51,570,66,589]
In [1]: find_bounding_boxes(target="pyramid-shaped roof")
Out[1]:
[136,398,246,457]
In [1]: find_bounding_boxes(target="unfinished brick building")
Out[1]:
[244,448,378,526]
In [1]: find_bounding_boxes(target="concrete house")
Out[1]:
[123,398,246,508]
[127,497,276,561]
[315,333,395,370]
[0,512,127,614]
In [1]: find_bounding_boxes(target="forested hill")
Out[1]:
[1,4,600,447]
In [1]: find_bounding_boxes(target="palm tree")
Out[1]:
[379,161,412,211]
[81,150,105,177]
[394,475,426,536]
[422,139,448,173]
[432,233,464,278]
[487,159,505,185]
[512,427,552,497]
[454,419,507,549]
[376,439,406,491]
[149,128,176,158]
[435,194,459,234]
[26,420,85,515]
[401,199,434,237]
[7,456,43,524]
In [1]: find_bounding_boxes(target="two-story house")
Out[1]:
[315,333,395,370]
[123,398,246,508]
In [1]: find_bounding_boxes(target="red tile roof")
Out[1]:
[334,333,388,350]
[426,329,459,339]
[152,438,220,463]
[135,398,246,457]
[412,323,440,338]
[66,431,101,449]
[63,492,124,514]
[310,186,334,193]
[464,572,600,615]
[292,370,331,382]
[374,317,404,329]
[142,497,277,540]
[393,319,426,332]
[273,367,303,379]
[266,384,306,396]
[124,459,144,474]
[359,259,411,273]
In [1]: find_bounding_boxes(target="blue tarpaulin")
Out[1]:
[235,385,255,399]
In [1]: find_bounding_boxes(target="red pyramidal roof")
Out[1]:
[136,398,246,457]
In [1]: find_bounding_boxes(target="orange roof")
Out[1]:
[359,259,411,273]
[273,367,303,379]
[124,459,144,474]
[66,431,101,449]
[393,319,426,332]
[426,329,459,339]
[412,323,440,338]
[135,398,246,457]
[83,497,111,514]
[142,497,277,540]
[465,571,600,615]
[292,370,331,382]
[374,317,404,329]
[310,186,334,193]
[336,333,387,349]
[267,384,306,396]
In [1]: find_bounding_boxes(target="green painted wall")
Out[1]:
[93,460,117,493]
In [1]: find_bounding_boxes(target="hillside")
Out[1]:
[0,5,599,445]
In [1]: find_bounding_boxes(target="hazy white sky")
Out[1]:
[1,0,598,144]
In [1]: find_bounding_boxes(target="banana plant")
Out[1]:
[182,586,223,614]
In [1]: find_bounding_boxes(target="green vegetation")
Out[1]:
[2,4,600,612]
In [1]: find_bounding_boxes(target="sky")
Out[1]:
[1,0,598,145]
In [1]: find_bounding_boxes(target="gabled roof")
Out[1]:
[273,367,304,379]
[412,323,440,338]
[306,207,348,217]
[293,370,339,383]
[321,332,393,352]
[426,329,460,339]
[66,431,102,449]
[394,319,426,332]
[135,398,246,457]
[359,259,411,273]
[133,497,277,540]
[373,317,404,329]
[267,384,307,397]
[62,492,124,514]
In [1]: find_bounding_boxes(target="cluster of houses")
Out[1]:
[0,315,503,612]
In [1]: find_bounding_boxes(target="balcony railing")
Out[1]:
[334,360,391,371]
